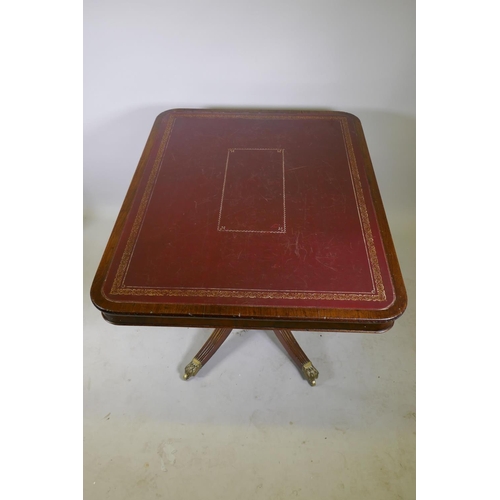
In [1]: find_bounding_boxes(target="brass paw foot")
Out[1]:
[302,361,319,386]
[183,358,202,380]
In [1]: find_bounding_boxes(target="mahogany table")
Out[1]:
[90,109,407,386]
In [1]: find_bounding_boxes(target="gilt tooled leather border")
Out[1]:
[109,111,386,302]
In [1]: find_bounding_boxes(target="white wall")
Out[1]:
[84,0,415,220]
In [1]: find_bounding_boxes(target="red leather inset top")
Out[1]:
[101,110,395,310]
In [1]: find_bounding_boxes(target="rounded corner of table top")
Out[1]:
[329,110,362,122]
[377,292,407,323]
[89,277,118,317]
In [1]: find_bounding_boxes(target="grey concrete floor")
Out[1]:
[83,209,415,500]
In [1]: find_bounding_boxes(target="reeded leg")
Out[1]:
[183,328,233,380]
[273,329,319,386]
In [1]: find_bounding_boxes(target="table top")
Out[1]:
[91,109,406,331]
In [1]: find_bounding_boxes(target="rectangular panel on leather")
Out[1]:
[218,148,285,234]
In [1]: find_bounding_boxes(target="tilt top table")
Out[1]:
[91,109,407,386]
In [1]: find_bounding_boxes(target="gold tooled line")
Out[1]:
[111,114,176,294]
[340,118,386,301]
[111,287,384,301]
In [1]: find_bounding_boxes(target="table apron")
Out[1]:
[100,312,394,333]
